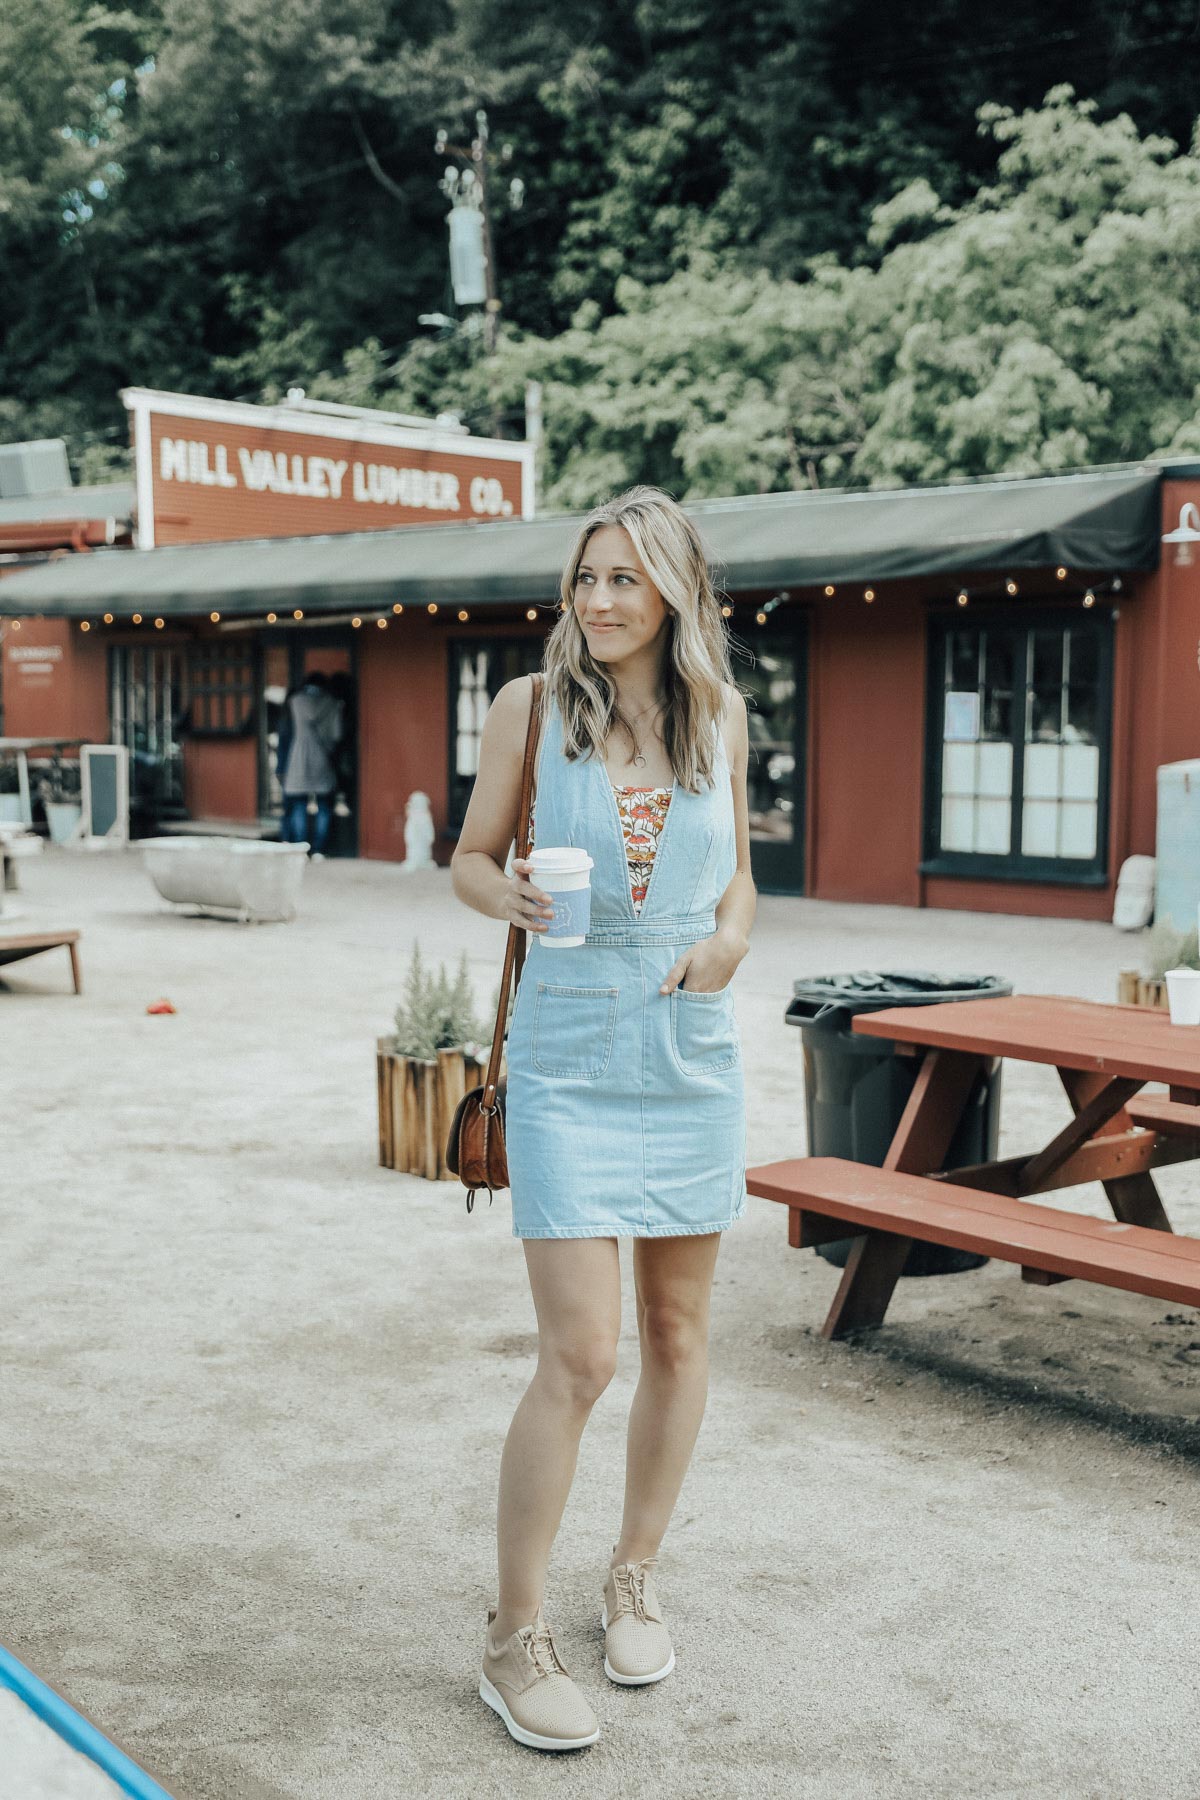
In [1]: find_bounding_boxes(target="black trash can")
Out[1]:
[785,971,1012,1277]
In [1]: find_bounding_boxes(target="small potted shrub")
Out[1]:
[35,758,83,846]
[1119,921,1200,1010]
[377,942,503,1179]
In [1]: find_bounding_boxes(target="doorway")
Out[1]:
[741,614,808,894]
[264,631,359,857]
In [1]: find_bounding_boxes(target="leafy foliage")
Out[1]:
[392,940,491,1060]
[2,1,1200,497]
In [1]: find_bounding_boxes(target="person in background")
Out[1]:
[277,671,343,859]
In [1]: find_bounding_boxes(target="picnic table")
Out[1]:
[747,993,1200,1339]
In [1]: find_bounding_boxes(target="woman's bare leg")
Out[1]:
[490,1236,622,1644]
[611,1231,722,1567]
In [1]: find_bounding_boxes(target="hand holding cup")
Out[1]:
[509,856,555,933]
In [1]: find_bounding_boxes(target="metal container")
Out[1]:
[140,837,309,923]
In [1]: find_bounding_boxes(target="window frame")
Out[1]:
[445,633,546,833]
[920,601,1115,887]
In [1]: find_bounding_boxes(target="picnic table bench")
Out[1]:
[747,994,1200,1339]
[0,929,82,994]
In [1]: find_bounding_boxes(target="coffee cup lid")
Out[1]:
[528,846,593,872]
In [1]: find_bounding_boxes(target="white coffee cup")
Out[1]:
[528,846,594,948]
[1165,966,1200,1025]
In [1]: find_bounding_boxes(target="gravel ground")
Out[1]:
[2,848,1198,1800]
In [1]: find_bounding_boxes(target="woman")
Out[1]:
[450,486,755,1752]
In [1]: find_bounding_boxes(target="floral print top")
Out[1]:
[609,782,674,913]
[528,781,674,916]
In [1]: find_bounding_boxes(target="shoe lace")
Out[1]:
[519,1618,563,1679]
[614,1554,658,1623]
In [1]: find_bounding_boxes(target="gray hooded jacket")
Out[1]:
[282,685,343,795]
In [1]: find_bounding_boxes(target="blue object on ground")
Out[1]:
[0,1643,176,1800]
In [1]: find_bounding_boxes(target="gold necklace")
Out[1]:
[618,699,664,768]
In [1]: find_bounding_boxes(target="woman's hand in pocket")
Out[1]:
[659,925,749,995]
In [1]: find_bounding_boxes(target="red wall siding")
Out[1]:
[2,619,107,741]
[806,588,926,906]
[357,614,449,861]
[183,738,258,821]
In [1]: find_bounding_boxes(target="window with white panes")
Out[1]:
[447,636,546,828]
[926,609,1111,882]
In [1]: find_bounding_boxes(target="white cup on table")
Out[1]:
[1165,966,1200,1025]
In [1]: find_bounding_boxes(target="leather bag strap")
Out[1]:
[480,672,544,1110]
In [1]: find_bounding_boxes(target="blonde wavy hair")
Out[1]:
[540,486,738,793]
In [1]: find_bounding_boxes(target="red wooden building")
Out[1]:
[1,399,1196,919]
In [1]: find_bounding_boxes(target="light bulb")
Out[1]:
[864,588,875,603]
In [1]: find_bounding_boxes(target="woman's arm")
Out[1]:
[713,684,756,954]
[660,683,756,994]
[450,675,548,927]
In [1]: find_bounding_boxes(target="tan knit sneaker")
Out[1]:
[479,1602,600,1750]
[600,1546,675,1685]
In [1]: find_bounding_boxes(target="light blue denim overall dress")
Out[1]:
[504,691,747,1239]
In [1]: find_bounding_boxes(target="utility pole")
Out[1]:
[435,110,524,357]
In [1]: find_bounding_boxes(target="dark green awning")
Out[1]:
[0,462,1166,618]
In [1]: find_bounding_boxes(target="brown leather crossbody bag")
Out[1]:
[446,671,545,1213]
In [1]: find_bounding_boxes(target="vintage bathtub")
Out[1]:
[139,837,309,923]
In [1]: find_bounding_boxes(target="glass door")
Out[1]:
[741,615,808,894]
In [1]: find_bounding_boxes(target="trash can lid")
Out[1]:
[788,970,1012,1018]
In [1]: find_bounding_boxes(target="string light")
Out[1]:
[393,603,403,614]
[352,617,362,629]
[80,620,90,632]
[103,612,114,624]
[293,608,304,621]
[457,609,469,621]
[525,608,537,621]
[266,612,277,623]
[863,588,875,603]
[376,617,388,629]
[427,603,438,614]
[1055,566,1068,580]
[721,604,732,617]
[1005,577,1019,595]
[957,589,969,607]
[154,618,165,629]
[1082,589,1096,608]
[824,585,835,597]
[210,611,220,623]
[755,610,767,624]
[132,613,142,624]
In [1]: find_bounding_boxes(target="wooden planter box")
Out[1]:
[376,1039,487,1180]
[1117,970,1169,1010]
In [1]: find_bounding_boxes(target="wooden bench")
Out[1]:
[1125,1095,1200,1140]
[747,1155,1200,1338]
[0,929,82,994]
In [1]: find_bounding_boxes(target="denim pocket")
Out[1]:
[531,982,619,1078]
[669,985,740,1075]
